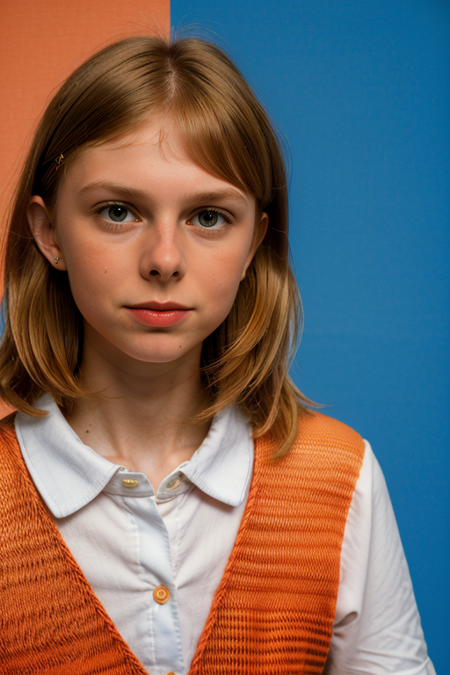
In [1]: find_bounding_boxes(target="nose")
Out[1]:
[139,221,186,283]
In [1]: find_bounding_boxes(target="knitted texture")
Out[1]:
[189,411,365,674]
[0,416,149,675]
[0,411,364,675]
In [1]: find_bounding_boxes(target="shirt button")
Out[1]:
[122,478,139,488]
[153,585,170,604]
[166,476,181,490]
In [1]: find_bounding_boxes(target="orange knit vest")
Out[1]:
[0,411,364,675]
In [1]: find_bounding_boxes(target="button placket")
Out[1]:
[125,497,183,673]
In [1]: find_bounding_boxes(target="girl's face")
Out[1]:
[29,119,267,370]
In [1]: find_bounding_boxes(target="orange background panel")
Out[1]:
[0,0,170,232]
[0,0,170,418]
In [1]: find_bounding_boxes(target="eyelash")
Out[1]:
[96,201,139,230]
[95,202,233,234]
[190,208,232,234]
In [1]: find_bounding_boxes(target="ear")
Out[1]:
[241,211,269,280]
[27,196,67,271]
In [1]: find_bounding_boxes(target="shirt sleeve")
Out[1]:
[323,440,436,675]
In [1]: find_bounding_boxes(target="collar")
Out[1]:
[15,393,253,518]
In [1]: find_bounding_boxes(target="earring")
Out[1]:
[54,257,59,265]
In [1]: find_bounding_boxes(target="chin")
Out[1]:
[123,340,201,366]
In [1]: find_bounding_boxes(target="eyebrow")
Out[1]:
[78,181,249,206]
[78,181,148,201]
[179,188,249,207]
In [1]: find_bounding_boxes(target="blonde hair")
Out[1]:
[0,36,313,457]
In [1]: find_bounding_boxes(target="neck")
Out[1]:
[66,339,211,489]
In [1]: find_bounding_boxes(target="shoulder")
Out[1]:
[294,410,366,457]
[259,410,366,464]
[253,412,368,548]
[298,409,365,447]
[257,410,366,491]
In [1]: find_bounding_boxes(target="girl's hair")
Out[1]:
[0,36,313,457]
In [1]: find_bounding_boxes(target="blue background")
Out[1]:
[172,0,449,669]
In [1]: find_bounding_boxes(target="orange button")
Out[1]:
[153,585,170,604]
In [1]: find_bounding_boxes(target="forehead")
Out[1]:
[74,118,195,174]
[58,118,253,208]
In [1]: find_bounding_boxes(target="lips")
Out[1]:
[125,302,192,327]
[126,301,191,311]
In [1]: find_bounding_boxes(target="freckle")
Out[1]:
[86,430,89,433]
[104,267,107,273]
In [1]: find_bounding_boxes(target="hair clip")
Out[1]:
[55,153,65,170]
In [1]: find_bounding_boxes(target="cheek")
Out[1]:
[197,248,248,310]
[63,241,125,316]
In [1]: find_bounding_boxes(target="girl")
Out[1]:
[0,36,435,675]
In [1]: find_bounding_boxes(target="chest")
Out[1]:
[54,479,247,674]
[1,417,365,674]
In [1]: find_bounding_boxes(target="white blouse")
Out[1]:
[15,394,435,675]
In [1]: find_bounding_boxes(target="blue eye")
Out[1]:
[192,210,226,228]
[99,204,136,223]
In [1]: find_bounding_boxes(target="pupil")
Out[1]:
[109,206,127,222]
[199,211,218,227]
